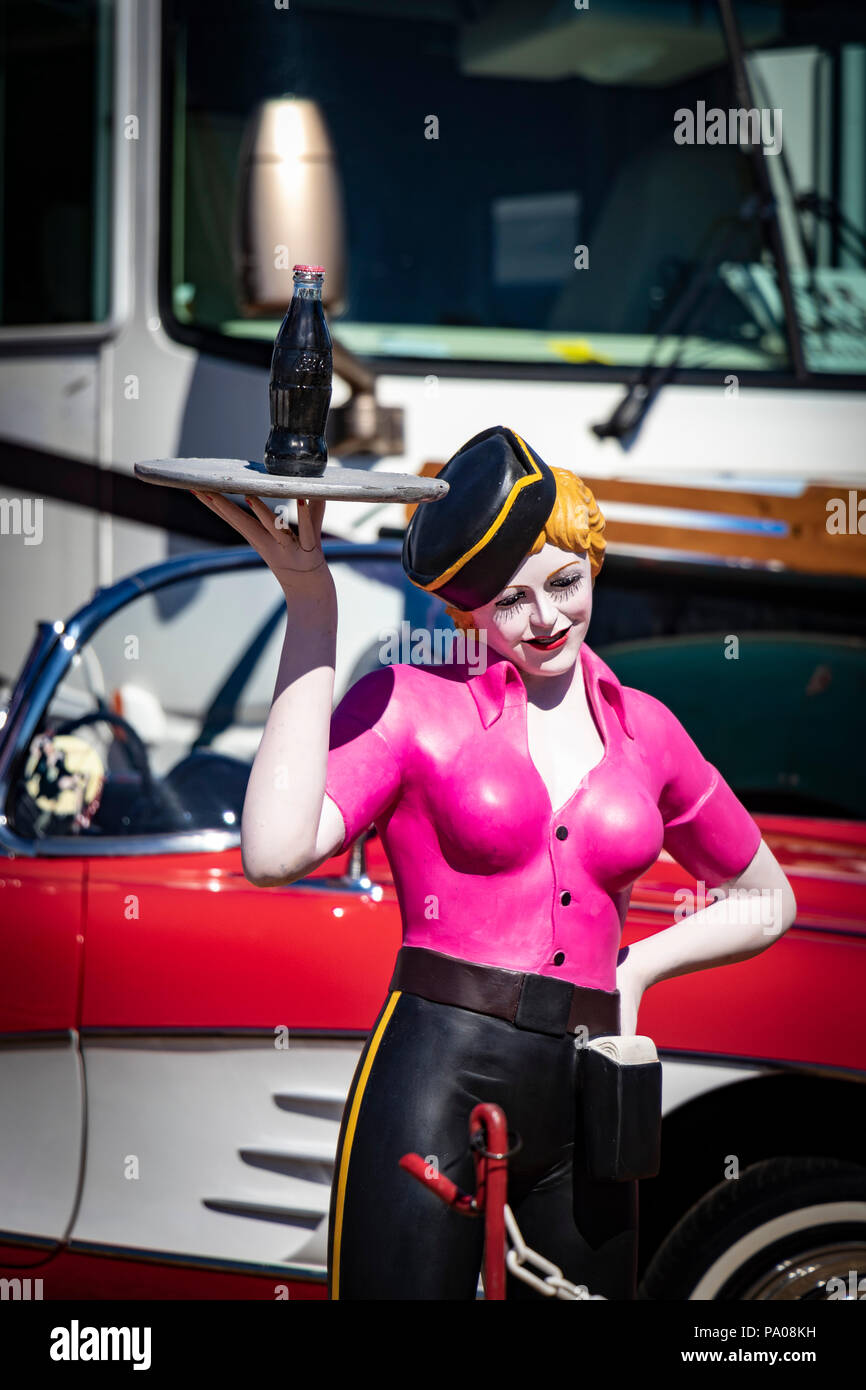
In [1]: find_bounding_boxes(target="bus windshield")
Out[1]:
[165,0,866,377]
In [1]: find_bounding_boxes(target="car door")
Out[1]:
[0,849,85,1270]
[0,625,88,1271]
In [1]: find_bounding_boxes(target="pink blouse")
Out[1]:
[324,643,762,991]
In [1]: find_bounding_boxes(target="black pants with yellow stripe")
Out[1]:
[327,989,638,1300]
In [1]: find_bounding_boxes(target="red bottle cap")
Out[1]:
[293,264,325,272]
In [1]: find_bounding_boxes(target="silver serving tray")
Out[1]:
[134,457,449,504]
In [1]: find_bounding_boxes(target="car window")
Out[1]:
[6,560,403,840]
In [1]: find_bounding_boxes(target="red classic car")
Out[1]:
[1,540,865,1300]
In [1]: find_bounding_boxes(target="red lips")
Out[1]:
[526,625,571,651]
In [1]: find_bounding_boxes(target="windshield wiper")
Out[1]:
[716,0,807,378]
[592,0,809,446]
[591,196,770,445]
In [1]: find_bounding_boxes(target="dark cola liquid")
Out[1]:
[264,273,332,476]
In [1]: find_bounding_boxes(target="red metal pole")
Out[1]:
[470,1103,508,1300]
[399,1100,511,1300]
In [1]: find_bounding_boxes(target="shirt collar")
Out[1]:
[467,641,634,740]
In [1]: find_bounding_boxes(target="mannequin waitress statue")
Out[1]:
[193,426,796,1301]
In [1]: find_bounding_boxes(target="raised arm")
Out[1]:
[192,490,347,885]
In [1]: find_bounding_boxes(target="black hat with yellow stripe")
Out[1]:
[402,425,557,612]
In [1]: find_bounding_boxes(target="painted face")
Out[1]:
[470,542,592,675]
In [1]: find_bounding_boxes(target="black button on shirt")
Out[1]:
[560,891,572,906]
[555,825,568,840]
[553,951,566,966]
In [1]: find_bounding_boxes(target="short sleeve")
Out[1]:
[324,670,404,854]
[637,692,762,885]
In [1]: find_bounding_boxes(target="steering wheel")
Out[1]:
[52,709,156,798]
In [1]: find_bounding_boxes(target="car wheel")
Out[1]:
[638,1156,866,1300]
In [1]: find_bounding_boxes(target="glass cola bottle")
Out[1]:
[264,264,332,476]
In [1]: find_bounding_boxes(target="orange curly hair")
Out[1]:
[443,467,606,633]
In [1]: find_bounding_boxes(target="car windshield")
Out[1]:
[6,550,865,841]
[166,0,866,376]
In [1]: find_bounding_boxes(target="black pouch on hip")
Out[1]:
[576,1036,662,1182]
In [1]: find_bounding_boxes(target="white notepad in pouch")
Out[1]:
[587,1035,659,1065]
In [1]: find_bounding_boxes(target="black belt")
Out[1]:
[389,945,620,1039]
